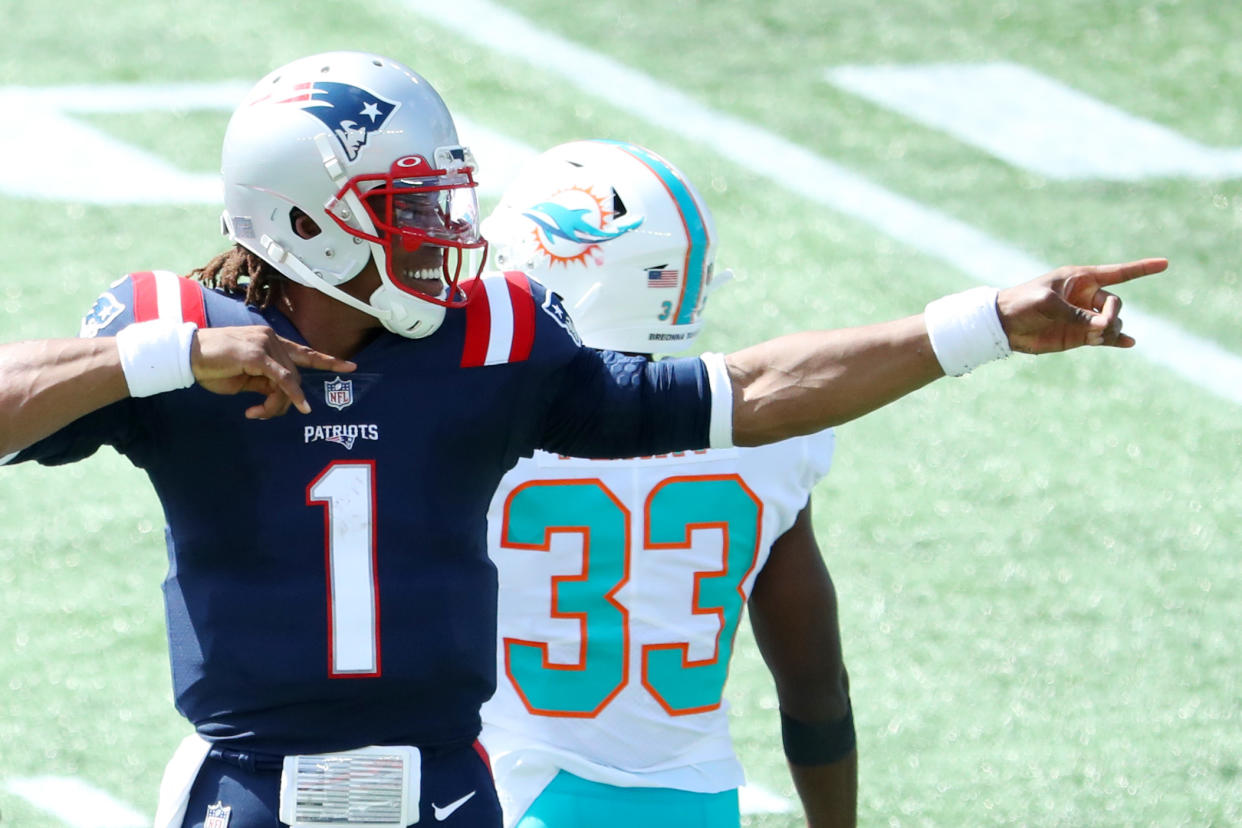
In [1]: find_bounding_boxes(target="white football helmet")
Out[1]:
[483,140,730,353]
[220,51,485,338]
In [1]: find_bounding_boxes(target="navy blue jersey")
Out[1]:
[12,269,713,755]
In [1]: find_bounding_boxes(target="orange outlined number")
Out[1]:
[502,479,632,716]
[500,475,761,717]
[642,476,762,715]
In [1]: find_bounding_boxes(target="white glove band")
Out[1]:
[924,287,1011,377]
[115,319,198,397]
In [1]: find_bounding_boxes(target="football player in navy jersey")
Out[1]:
[0,51,1162,828]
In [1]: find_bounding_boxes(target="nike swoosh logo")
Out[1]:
[433,790,477,821]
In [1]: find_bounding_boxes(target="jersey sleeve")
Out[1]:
[536,348,715,459]
[79,269,208,337]
[6,270,209,468]
[489,274,720,460]
[799,427,836,490]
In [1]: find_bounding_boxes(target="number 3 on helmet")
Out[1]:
[220,51,486,339]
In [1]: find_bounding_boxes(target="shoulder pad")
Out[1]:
[460,270,538,367]
[80,270,207,337]
[122,270,208,327]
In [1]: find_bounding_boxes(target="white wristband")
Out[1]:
[700,351,735,449]
[924,287,1011,377]
[115,319,198,397]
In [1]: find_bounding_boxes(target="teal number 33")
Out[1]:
[501,475,761,718]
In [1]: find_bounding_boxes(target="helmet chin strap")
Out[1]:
[366,230,449,340]
[262,234,447,340]
[260,235,393,321]
[368,283,447,339]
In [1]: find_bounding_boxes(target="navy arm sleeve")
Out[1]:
[2,270,231,469]
[8,401,144,467]
[6,276,152,467]
[537,349,712,459]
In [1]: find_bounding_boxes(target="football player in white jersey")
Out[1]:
[480,140,856,827]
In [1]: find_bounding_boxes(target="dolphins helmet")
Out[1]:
[220,51,485,338]
[483,140,729,353]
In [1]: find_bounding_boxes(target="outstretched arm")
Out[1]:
[749,502,856,828]
[0,326,355,457]
[727,259,1166,446]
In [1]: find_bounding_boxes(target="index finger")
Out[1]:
[1084,257,1168,287]
[257,353,315,415]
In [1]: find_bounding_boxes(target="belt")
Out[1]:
[206,745,285,774]
[206,739,478,774]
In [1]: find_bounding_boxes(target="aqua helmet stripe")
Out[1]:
[597,140,710,326]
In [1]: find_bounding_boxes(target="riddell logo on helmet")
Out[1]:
[259,81,399,162]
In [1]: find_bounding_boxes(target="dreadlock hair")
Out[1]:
[188,244,287,309]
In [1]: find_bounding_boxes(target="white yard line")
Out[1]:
[2,34,1236,404]
[6,776,148,828]
[412,0,1242,406]
[826,63,1242,180]
[0,84,532,203]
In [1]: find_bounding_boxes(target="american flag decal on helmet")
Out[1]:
[460,272,536,367]
[646,267,680,288]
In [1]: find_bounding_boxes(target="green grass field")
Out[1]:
[2,1,1240,825]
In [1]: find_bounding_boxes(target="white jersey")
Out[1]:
[480,430,835,823]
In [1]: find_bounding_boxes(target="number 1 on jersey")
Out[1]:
[308,461,381,677]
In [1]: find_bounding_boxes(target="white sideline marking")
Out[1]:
[0,84,532,204]
[6,776,148,827]
[0,82,253,113]
[826,63,1242,181]
[739,782,795,814]
[0,105,222,205]
[414,0,1242,407]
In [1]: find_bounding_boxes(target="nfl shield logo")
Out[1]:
[324,376,354,410]
[204,801,232,828]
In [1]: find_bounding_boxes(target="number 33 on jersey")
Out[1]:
[480,431,834,779]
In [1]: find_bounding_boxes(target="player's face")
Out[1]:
[387,243,446,297]
[337,246,444,322]
[361,187,463,299]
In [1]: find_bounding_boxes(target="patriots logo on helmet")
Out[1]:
[273,81,399,162]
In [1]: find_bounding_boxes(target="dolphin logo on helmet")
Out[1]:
[522,201,643,246]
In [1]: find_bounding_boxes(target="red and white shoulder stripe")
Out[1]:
[127,270,208,327]
[459,271,536,368]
